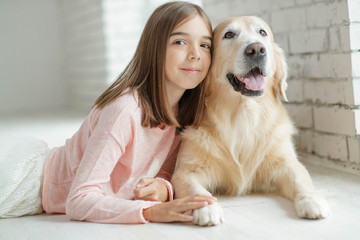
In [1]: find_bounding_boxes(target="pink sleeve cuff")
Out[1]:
[155,177,174,201]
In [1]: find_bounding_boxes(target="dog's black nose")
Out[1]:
[245,43,266,57]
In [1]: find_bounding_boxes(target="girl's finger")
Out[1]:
[135,194,156,201]
[134,185,155,198]
[136,178,154,188]
[176,200,209,212]
[184,195,217,203]
[171,212,194,222]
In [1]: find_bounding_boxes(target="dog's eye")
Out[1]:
[224,31,236,39]
[260,29,267,36]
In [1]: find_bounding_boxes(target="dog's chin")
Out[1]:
[226,73,264,97]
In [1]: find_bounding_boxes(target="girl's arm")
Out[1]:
[65,101,161,224]
[156,138,180,181]
[65,131,217,224]
[134,177,170,202]
[65,131,159,224]
[134,138,180,202]
[143,194,217,223]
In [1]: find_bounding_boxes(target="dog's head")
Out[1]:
[210,16,288,101]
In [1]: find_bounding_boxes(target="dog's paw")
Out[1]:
[192,202,224,226]
[295,193,331,219]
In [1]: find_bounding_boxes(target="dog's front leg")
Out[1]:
[274,158,331,219]
[172,141,224,226]
[172,171,224,226]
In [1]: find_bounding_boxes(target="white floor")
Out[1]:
[1,110,360,240]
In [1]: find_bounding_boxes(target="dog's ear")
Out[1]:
[273,44,288,102]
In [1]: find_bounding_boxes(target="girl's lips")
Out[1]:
[181,68,201,74]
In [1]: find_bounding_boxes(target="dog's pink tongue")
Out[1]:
[236,71,265,91]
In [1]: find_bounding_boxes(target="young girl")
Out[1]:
[0,1,215,223]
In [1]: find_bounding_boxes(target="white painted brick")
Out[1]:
[348,0,360,22]
[297,130,349,162]
[297,129,313,152]
[274,33,289,53]
[300,152,360,176]
[226,0,268,16]
[271,8,307,33]
[304,80,351,105]
[351,52,360,78]
[344,79,358,106]
[287,55,306,78]
[269,0,296,9]
[306,2,334,28]
[295,0,312,5]
[304,53,352,78]
[348,137,360,163]
[287,79,304,102]
[330,1,350,25]
[307,1,349,27]
[352,79,360,105]
[350,23,360,50]
[289,29,328,54]
[329,25,351,51]
[312,133,348,161]
[314,106,357,136]
[356,110,360,135]
[203,0,218,4]
[285,104,313,129]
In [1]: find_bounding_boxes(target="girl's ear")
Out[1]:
[273,44,288,102]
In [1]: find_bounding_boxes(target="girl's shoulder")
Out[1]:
[91,90,142,129]
[109,89,140,111]
[105,89,140,113]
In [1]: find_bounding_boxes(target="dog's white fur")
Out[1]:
[171,16,331,226]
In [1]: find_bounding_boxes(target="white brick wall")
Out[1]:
[289,29,328,54]
[348,137,360,163]
[353,79,360,105]
[304,53,352,78]
[303,80,353,105]
[203,0,360,175]
[314,107,358,136]
[286,104,313,129]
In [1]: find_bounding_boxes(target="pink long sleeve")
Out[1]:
[42,91,180,224]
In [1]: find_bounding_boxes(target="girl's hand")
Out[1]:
[142,194,217,223]
[134,178,169,202]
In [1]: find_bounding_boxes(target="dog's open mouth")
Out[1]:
[226,67,265,97]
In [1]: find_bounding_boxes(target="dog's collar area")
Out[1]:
[226,73,263,97]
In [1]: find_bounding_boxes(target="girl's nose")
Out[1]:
[188,46,201,60]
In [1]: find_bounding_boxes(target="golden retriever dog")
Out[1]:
[171,16,331,226]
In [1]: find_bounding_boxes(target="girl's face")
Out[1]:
[164,15,212,98]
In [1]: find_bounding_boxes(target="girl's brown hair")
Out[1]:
[93,1,212,128]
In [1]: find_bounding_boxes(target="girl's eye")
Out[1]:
[201,43,211,49]
[260,29,267,36]
[173,40,185,45]
[224,31,236,39]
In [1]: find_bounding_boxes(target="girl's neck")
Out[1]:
[167,89,185,109]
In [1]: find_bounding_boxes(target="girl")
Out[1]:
[0,1,215,223]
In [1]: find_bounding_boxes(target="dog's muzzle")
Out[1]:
[227,42,267,97]
[226,73,264,97]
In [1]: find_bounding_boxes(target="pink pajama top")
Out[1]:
[42,90,180,224]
